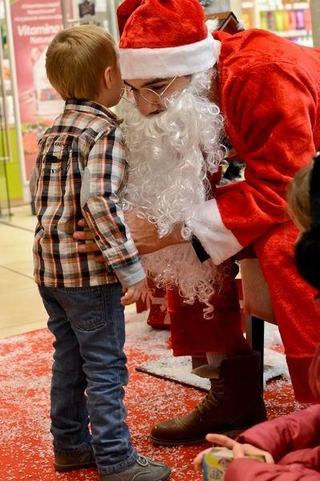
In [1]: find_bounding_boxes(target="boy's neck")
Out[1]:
[93,92,114,109]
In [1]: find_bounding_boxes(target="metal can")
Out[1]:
[202,447,266,481]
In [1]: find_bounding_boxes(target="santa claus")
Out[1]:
[74,0,320,446]
[119,41,226,314]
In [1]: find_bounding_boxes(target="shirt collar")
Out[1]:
[65,98,121,126]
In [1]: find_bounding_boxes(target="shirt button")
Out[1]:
[95,235,100,241]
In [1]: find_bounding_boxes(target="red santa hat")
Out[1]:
[117,0,220,80]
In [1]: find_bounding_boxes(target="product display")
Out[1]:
[241,0,313,46]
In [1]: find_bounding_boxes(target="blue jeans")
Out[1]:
[39,284,137,475]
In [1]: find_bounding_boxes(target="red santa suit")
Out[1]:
[167,260,247,357]
[189,29,320,402]
[119,1,250,361]
[168,170,249,358]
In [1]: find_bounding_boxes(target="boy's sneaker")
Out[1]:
[99,455,171,481]
[54,447,96,472]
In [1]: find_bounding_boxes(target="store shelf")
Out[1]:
[240,0,313,46]
[242,2,255,8]
[259,2,309,10]
[275,28,309,36]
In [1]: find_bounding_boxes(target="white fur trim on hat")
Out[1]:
[119,34,221,80]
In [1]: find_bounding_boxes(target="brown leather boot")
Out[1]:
[191,356,208,370]
[150,352,267,446]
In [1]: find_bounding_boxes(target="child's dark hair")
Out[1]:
[288,152,320,290]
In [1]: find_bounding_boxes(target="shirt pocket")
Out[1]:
[39,135,80,184]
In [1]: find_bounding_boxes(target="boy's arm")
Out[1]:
[80,126,145,287]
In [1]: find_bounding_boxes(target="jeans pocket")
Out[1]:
[57,287,106,332]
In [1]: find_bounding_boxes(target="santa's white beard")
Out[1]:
[121,71,226,314]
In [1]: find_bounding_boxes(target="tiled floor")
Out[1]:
[0,205,135,338]
[0,205,47,337]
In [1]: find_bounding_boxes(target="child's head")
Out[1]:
[46,25,123,107]
[288,153,320,290]
[288,164,312,232]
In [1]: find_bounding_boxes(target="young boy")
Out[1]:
[32,25,171,481]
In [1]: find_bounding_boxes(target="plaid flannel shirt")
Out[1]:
[33,99,145,288]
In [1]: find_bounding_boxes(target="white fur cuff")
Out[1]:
[187,199,243,265]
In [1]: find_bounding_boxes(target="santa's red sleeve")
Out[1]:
[188,56,319,265]
[237,405,320,461]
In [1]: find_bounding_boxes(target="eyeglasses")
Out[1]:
[122,77,178,106]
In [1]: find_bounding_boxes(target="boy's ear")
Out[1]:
[103,66,112,89]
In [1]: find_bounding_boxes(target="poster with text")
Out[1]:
[11,0,64,179]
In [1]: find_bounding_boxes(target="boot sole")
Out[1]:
[99,467,172,481]
[160,471,171,481]
[150,427,247,447]
[54,461,96,472]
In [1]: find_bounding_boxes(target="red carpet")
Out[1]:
[0,319,304,481]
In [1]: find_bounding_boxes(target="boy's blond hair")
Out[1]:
[46,25,117,100]
[287,164,312,232]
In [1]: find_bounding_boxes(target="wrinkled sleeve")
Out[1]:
[188,62,318,265]
[237,406,320,462]
[279,446,320,471]
[225,458,320,481]
[80,127,145,287]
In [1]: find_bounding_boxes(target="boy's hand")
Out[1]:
[121,279,146,306]
[193,434,274,472]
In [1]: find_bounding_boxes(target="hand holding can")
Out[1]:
[202,447,267,481]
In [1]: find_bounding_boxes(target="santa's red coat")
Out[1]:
[189,29,320,402]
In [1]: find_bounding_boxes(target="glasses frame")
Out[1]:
[122,76,178,106]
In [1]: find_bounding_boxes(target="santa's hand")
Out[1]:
[73,219,104,262]
[125,211,184,254]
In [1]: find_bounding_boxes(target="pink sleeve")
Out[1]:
[237,406,320,461]
[225,458,320,481]
[279,446,320,470]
